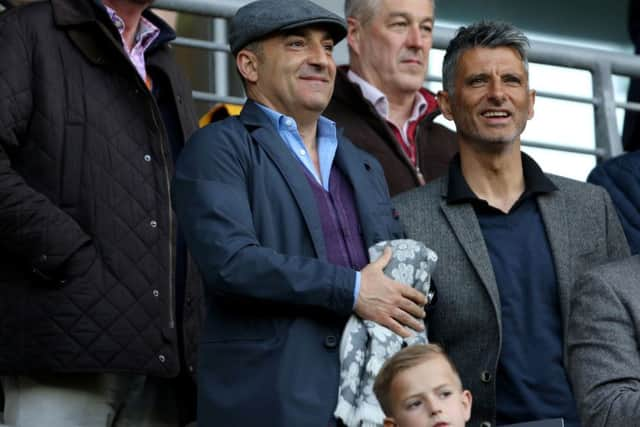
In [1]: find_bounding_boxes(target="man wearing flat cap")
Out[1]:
[172,0,428,426]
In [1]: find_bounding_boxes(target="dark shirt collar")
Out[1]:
[447,152,558,206]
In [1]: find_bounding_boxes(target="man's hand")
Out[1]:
[355,246,427,338]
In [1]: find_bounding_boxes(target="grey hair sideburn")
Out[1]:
[344,0,435,26]
[442,21,530,94]
[344,0,380,26]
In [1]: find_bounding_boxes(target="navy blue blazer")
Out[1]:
[172,100,402,427]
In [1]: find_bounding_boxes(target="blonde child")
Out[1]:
[374,344,472,427]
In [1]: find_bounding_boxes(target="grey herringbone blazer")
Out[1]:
[568,255,640,427]
[393,174,630,427]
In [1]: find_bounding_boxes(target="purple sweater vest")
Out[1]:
[301,165,368,271]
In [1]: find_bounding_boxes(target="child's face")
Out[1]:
[383,356,472,427]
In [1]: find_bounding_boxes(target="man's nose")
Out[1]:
[405,24,425,49]
[487,79,506,102]
[307,41,331,67]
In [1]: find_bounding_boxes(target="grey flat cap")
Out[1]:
[229,0,347,55]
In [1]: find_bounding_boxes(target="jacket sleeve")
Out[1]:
[172,123,355,316]
[597,183,632,260]
[589,162,640,255]
[568,267,640,427]
[0,9,90,279]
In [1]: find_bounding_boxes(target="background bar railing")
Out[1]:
[154,0,640,162]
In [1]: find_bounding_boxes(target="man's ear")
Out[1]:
[347,17,361,55]
[383,416,398,427]
[527,89,536,120]
[236,50,259,84]
[437,90,454,121]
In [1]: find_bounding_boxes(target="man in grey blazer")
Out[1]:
[394,21,630,427]
[568,256,640,427]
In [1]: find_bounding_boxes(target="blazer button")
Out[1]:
[324,335,338,349]
[480,370,492,383]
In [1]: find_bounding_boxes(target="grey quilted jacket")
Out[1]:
[0,0,201,377]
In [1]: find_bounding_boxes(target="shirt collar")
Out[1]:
[447,152,558,205]
[104,4,160,53]
[346,69,427,122]
[255,103,338,142]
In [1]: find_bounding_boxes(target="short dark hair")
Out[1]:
[442,21,530,94]
[373,343,462,416]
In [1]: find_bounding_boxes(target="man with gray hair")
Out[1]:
[394,21,629,426]
[324,0,457,197]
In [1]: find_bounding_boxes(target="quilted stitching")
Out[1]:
[0,2,199,376]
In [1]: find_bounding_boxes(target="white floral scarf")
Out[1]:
[334,239,438,427]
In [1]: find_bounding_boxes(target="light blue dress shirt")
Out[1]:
[256,103,361,305]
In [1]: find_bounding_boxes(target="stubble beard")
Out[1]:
[458,126,524,155]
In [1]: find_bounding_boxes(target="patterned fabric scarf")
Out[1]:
[334,239,438,427]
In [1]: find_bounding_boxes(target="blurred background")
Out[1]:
[159,0,640,181]
[1,0,636,181]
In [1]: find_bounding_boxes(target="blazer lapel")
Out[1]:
[439,179,502,330]
[537,189,571,343]
[334,135,385,248]
[240,101,327,261]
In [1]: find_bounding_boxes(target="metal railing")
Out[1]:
[155,0,640,162]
